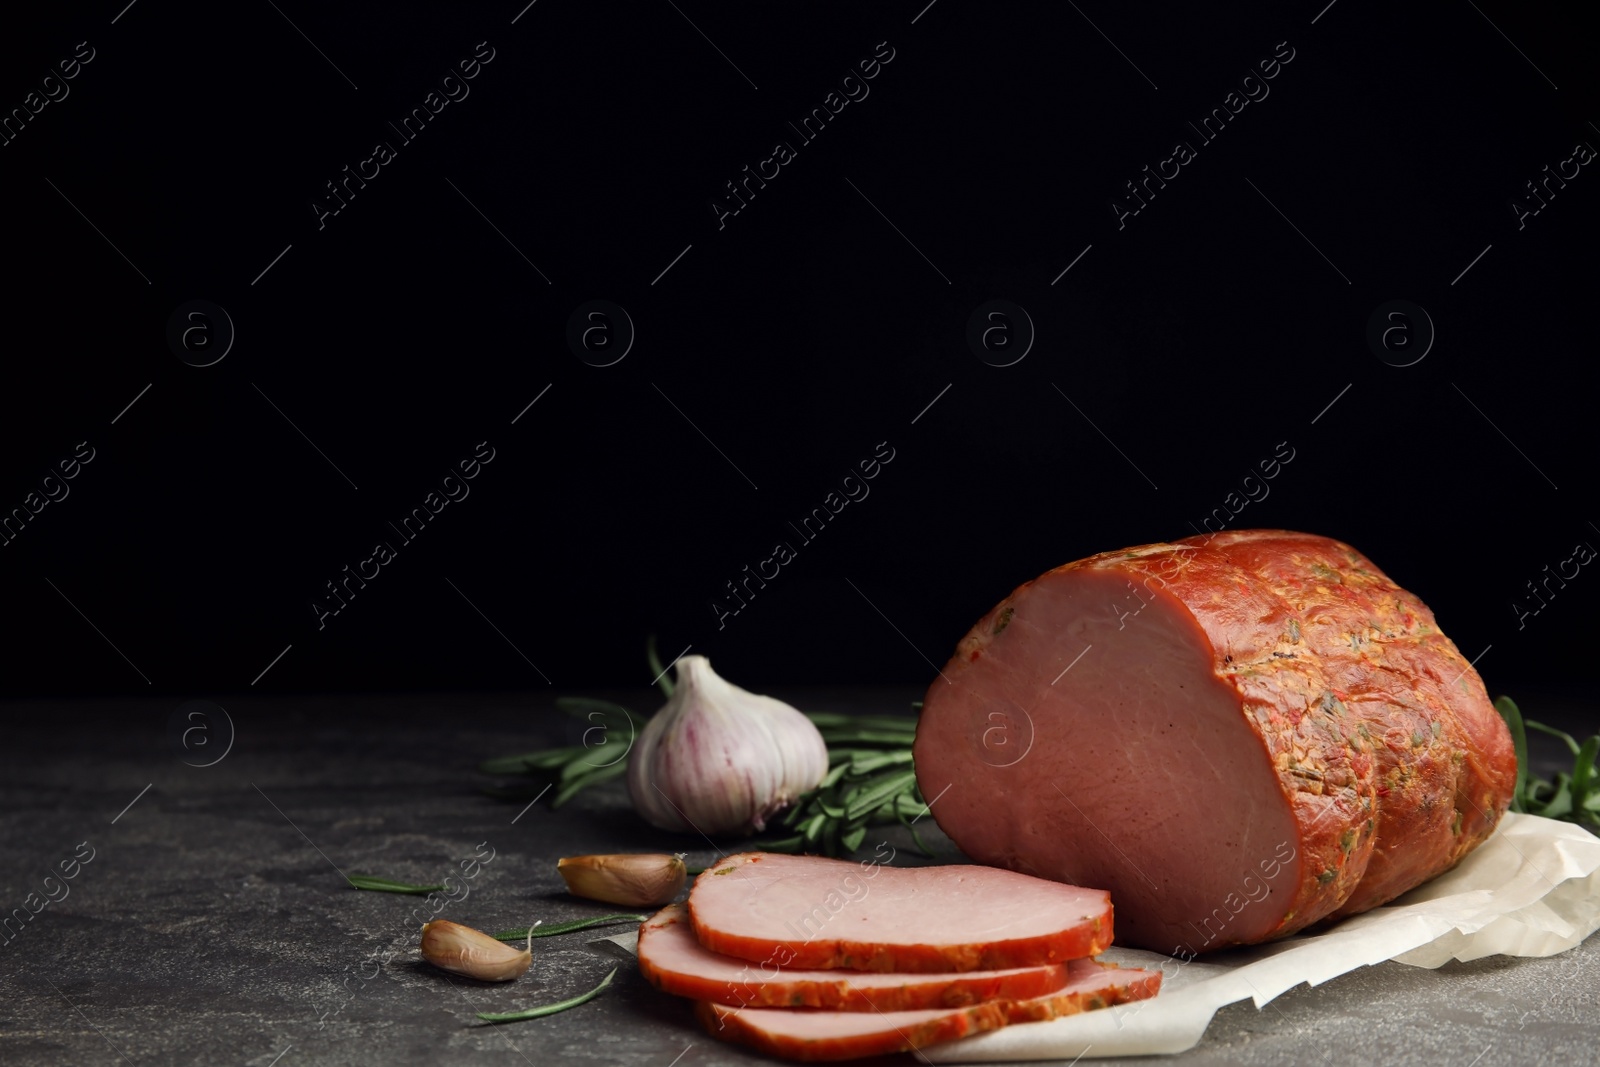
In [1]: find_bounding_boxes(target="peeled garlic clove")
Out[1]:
[557,853,686,907]
[626,655,828,837]
[419,919,533,981]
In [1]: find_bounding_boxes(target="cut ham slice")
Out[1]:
[697,957,1161,1062]
[686,852,1112,973]
[638,903,1073,1010]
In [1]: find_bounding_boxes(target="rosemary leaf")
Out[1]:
[848,750,915,775]
[844,769,919,822]
[1573,735,1599,807]
[491,915,646,941]
[555,697,644,729]
[815,728,920,746]
[1526,719,1583,756]
[475,966,618,1023]
[1495,697,1531,813]
[897,807,935,857]
[479,746,585,775]
[479,783,553,801]
[551,761,628,808]
[647,634,673,698]
[756,834,804,853]
[1495,695,1600,828]
[558,751,627,783]
[347,875,444,894]
[806,713,920,730]
[817,762,852,790]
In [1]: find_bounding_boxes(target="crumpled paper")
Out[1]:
[926,813,1600,1061]
[598,813,1600,1061]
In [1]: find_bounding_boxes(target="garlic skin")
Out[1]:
[626,655,828,836]
[419,919,534,981]
[557,853,686,907]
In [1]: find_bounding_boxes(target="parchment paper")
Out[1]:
[597,813,1600,1061]
[928,813,1600,1061]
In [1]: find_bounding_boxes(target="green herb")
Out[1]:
[1496,696,1600,828]
[758,718,930,859]
[479,695,645,809]
[646,633,673,697]
[346,875,445,894]
[491,915,646,942]
[475,966,618,1023]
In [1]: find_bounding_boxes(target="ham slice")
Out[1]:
[638,903,1073,1010]
[697,957,1162,1061]
[687,851,1112,973]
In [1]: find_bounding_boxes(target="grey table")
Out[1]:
[1,689,1595,1066]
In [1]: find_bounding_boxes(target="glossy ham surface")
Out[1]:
[912,530,1516,953]
[697,957,1161,1062]
[638,903,1072,1010]
[686,851,1112,972]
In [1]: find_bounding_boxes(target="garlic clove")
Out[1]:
[557,853,687,907]
[419,919,535,981]
[626,655,829,837]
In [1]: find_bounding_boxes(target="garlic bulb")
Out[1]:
[626,655,827,836]
[557,853,686,907]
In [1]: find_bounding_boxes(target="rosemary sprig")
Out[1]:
[346,875,445,894]
[475,966,618,1023]
[1495,696,1600,829]
[491,915,646,942]
[478,697,643,808]
[758,713,929,858]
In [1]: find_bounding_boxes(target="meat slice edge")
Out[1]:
[696,958,1162,1062]
[687,852,1112,972]
[638,903,1071,1010]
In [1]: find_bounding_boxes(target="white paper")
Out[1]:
[925,813,1600,1061]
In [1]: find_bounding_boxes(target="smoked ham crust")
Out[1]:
[912,530,1517,953]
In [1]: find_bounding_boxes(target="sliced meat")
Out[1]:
[687,851,1112,972]
[912,530,1516,953]
[697,957,1161,1062]
[639,903,1071,1010]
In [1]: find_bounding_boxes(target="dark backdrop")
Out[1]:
[1,1,1595,702]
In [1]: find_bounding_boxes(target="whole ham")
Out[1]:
[912,530,1517,953]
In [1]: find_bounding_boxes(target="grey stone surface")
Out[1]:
[0,690,1594,1066]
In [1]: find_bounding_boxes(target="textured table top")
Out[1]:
[1,689,1594,1067]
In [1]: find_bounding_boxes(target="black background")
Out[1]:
[1,1,1595,703]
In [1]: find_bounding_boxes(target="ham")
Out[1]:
[686,851,1112,972]
[697,957,1162,1061]
[912,530,1517,953]
[638,903,1073,1010]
